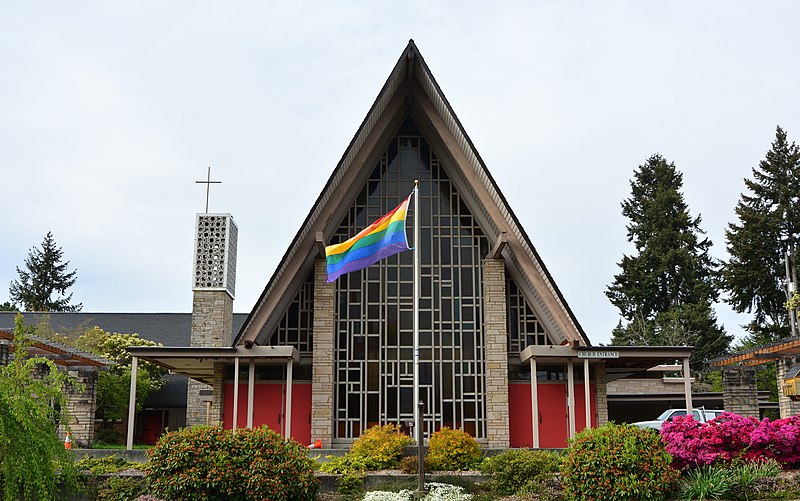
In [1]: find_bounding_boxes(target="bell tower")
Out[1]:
[186,169,238,426]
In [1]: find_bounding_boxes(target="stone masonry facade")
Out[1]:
[311,260,335,446]
[482,258,510,448]
[186,290,234,426]
[777,356,800,418]
[61,369,98,448]
[594,363,609,426]
[723,366,759,418]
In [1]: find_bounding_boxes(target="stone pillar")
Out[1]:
[777,356,800,418]
[595,363,609,426]
[186,290,234,426]
[482,258,509,448]
[311,260,335,445]
[722,366,759,418]
[186,213,238,427]
[61,370,98,448]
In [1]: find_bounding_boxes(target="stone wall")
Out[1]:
[186,290,234,427]
[311,260,335,446]
[595,363,608,426]
[482,258,509,448]
[61,369,98,448]
[777,356,800,418]
[608,377,689,395]
[722,366,759,418]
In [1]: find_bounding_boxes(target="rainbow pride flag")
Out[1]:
[325,196,411,282]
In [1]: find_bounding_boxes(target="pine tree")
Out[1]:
[606,154,731,369]
[723,126,800,343]
[9,232,82,312]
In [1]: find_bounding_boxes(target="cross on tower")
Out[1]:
[195,167,222,213]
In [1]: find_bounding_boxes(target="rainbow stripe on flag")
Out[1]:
[325,196,411,282]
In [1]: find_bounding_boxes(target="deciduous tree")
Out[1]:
[0,314,79,500]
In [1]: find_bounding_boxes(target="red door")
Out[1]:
[223,382,312,445]
[509,382,595,448]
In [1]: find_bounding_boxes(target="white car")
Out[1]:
[633,408,724,430]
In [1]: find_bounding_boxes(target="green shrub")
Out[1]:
[76,454,142,474]
[560,423,679,501]
[337,471,365,495]
[679,466,731,500]
[319,453,375,474]
[479,449,560,495]
[95,425,125,445]
[348,424,413,470]
[145,425,318,500]
[95,476,144,501]
[425,427,481,471]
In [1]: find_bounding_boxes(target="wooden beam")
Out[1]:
[315,231,326,258]
[491,232,508,259]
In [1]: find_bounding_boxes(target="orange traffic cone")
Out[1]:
[64,432,72,450]
[307,439,322,449]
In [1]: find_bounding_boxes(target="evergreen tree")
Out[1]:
[723,126,800,344]
[606,154,731,369]
[0,301,16,312]
[8,232,82,312]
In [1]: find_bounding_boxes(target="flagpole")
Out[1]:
[413,179,424,495]
[413,179,420,442]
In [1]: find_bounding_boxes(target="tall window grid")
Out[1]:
[332,119,489,440]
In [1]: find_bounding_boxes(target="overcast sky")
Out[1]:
[2,2,799,345]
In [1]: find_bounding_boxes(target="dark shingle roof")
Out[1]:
[0,312,248,346]
[0,312,249,409]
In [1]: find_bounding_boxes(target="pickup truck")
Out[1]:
[633,408,725,430]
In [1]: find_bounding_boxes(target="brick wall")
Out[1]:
[61,369,98,448]
[595,363,608,426]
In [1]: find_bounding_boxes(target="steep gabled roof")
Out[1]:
[235,40,590,347]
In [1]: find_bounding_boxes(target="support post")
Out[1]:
[584,358,591,430]
[683,357,693,414]
[567,361,576,439]
[247,359,255,429]
[285,359,294,440]
[232,357,240,433]
[126,356,138,450]
[530,357,539,448]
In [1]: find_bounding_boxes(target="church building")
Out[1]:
[128,41,694,449]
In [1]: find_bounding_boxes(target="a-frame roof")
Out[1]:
[235,40,590,348]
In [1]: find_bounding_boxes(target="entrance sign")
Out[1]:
[578,350,619,359]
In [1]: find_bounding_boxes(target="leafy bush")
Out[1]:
[561,423,680,501]
[95,476,145,501]
[337,471,365,495]
[320,424,412,474]
[76,454,142,474]
[478,449,560,495]
[95,424,125,445]
[318,453,376,474]
[349,424,413,470]
[145,425,318,500]
[398,455,430,474]
[661,413,800,468]
[425,427,481,471]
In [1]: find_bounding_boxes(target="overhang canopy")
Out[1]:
[127,345,299,385]
[520,345,695,382]
[0,330,111,371]
[710,336,800,367]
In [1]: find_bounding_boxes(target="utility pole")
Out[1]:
[786,246,798,338]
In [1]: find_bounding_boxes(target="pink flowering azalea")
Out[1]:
[661,412,800,469]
